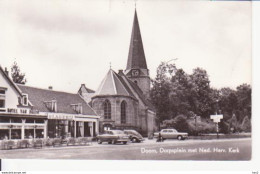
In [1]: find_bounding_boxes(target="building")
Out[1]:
[0,66,47,140]
[79,9,157,136]
[0,66,99,140]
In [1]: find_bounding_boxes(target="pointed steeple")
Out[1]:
[126,9,147,70]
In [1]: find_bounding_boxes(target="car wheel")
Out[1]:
[131,137,138,143]
[98,140,102,144]
[177,135,183,140]
[123,141,127,145]
[108,141,112,144]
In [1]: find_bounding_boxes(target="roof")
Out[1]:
[78,84,95,95]
[94,69,136,98]
[93,69,155,112]
[126,9,147,70]
[0,65,23,97]
[120,72,155,112]
[17,84,97,116]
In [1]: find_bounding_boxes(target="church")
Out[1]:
[78,9,157,137]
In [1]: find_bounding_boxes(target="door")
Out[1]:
[84,122,91,137]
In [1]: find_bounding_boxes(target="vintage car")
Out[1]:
[123,130,144,143]
[97,130,129,144]
[153,129,188,140]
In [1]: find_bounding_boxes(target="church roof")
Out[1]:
[94,69,135,98]
[126,9,147,70]
[119,72,155,112]
[17,84,97,116]
[94,69,155,112]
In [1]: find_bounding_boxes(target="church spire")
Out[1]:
[126,9,147,70]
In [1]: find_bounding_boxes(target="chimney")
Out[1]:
[48,86,53,90]
[118,69,124,75]
[4,67,9,76]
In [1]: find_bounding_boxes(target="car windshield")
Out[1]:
[112,130,124,134]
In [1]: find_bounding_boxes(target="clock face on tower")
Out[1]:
[131,69,140,77]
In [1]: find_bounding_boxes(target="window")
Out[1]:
[22,94,28,106]
[121,101,126,124]
[104,100,111,119]
[71,103,82,114]
[44,100,57,112]
[51,100,57,112]
[0,100,4,108]
[0,88,6,109]
[0,89,5,94]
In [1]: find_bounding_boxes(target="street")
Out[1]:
[0,138,251,160]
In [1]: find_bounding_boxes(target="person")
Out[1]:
[157,132,164,142]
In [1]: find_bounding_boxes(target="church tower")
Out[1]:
[124,9,150,99]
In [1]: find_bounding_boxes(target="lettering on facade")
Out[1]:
[47,113,74,120]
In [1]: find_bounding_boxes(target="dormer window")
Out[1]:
[71,103,82,114]
[44,100,57,112]
[22,94,28,106]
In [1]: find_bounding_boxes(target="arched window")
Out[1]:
[104,100,111,119]
[121,101,127,124]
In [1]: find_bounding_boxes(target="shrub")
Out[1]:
[187,119,216,135]
[18,139,30,148]
[238,116,251,132]
[45,138,53,146]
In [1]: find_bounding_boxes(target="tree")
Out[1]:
[189,68,211,118]
[11,61,27,84]
[151,61,251,133]
[236,84,251,119]
[150,62,176,123]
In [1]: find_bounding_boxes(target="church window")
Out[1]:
[104,100,111,119]
[121,101,126,124]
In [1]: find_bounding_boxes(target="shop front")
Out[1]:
[0,113,47,140]
[47,113,99,138]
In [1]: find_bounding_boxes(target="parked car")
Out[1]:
[154,129,188,140]
[123,130,144,143]
[97,130,129,144]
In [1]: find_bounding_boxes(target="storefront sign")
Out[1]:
[7,108,31,114]
[48,113,74,120]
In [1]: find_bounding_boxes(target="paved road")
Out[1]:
[0,138,251,160]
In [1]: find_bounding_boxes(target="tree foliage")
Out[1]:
[151,62,251,133]
[11,61,27,84]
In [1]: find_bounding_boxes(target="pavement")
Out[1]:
[0,138,251,160]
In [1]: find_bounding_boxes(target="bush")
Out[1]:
[52,138,62,146]
[18,139,30,148]
[238,116,251,132]
[33,139,43,148]
[219,121,230,134]
[172,115,190,132]
[187,119,216,135]
[45,138,53,146]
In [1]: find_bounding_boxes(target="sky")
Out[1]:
[0,0,251,93]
